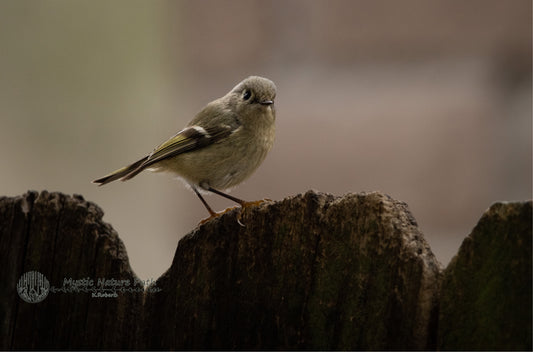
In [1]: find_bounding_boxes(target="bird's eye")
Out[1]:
[242,89,252,101]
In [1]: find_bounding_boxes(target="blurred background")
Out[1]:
[1,0,531,281]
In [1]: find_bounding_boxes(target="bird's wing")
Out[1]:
[94,102,242,184]
[142,102,242,168]
[140,124,234,169]
[115,123,236,182]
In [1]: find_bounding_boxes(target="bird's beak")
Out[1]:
[260,100,274,105]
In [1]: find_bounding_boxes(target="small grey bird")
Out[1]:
[93,76,276,222]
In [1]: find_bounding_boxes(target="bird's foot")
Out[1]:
[236,198,272,226]
[198,199,272,226]
[198,206,240,225]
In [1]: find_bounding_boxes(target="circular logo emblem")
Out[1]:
[17,271,50,303]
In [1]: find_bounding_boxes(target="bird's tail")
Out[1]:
[92,156,149,186]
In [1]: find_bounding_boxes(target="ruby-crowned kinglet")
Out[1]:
[93,76,276,221]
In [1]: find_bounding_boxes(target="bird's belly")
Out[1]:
[159,137,272,190]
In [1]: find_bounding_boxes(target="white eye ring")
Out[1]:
[242,89,252,101]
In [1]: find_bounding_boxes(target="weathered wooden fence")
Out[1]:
[1,191,530,350]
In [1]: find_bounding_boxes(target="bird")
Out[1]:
[93,76,277,223]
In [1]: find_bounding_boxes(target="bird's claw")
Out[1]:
[198,199,271,227]
[198,206,239,225]
[236,198,272,226]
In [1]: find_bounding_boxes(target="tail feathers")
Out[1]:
[93,156,149,186]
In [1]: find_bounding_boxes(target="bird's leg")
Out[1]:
[193,187,220,225]
[194,184,269,225]
[193,186,242,225]
[206,187,246,205]
[193,186,216,216]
